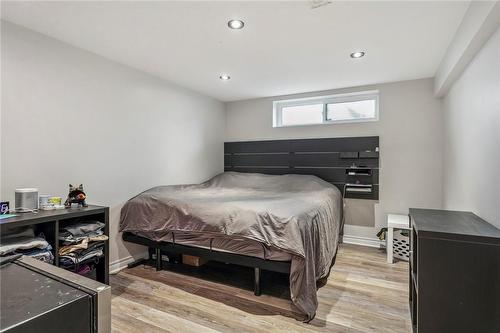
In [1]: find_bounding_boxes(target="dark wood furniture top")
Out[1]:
[409,208,500,333]
[0,205,108,229]
[224,136,380,200]
[0,205,109,284]
[410,208,500,242]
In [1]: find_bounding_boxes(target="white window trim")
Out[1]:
[273,90,379,128]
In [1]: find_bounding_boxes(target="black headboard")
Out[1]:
[224,136,379,200]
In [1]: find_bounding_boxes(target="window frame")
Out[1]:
[273,90,379,128]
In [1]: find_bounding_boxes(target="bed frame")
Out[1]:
[122,232,289,295]
[123,136,380,296]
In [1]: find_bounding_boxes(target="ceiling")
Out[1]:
[1,1,469,102]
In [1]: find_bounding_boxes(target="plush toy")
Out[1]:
[64,184,88,208]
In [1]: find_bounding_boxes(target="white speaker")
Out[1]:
[15,188,39,212]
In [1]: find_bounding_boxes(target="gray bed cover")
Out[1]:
[119,172,342,320]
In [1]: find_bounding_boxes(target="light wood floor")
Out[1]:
[110,244,411,333]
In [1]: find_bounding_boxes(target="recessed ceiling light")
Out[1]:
[227,19,244,29]
[350,51,366,59]
[219,74,231,81]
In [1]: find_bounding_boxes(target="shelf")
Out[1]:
[359,151,379,158]
[0,206,109,285]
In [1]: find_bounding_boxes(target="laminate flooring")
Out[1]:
[110,244,411,333]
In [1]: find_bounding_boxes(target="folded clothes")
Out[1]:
[76,264,92,275]
[57,221,106,272]
[0,236,50,256]
[1,227,54,264]
[25,250,54,264]
[58,235,108,256]
[59,249,103,270]
[19,243,53,256]
[59,221,105,237]
[59,221,105,244]
[61,241,104,261]
[60,230,104,245]
[59,241,104,268]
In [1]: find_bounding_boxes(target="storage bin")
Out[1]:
[393,229,410,261]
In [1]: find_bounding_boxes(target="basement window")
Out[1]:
[273,90,379,127]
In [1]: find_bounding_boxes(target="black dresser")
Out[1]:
[409,208,500,333]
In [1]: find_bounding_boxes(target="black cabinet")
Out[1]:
[0,205,109,284]
[1,256,111,333]
[1,261,91,333]
[409,208,500,333]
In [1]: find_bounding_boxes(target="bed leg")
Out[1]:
[254,267,261,296]
[155,248,162,271]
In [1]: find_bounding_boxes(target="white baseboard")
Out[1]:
[343,235,382,248]
[109,251,148,274]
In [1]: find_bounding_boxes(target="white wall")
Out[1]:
[434,2,500,97]
[0,21,225,264]
[442,27,500,228]
[226,78,444,240]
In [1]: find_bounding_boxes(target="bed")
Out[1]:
[120,172,342,321]
[120,136,380,321]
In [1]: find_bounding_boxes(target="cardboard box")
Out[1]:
[182,254,207,267]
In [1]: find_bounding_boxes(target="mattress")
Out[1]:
[132,231,293,261]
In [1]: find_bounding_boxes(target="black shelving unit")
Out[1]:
[0,205,109,284]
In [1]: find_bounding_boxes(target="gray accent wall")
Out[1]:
[443,27,500,229]
[225,78,444,240]
[0,21,225,264]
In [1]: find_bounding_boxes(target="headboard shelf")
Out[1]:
[224,136,380,200]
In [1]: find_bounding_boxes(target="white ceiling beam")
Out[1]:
[434,1,500,98]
